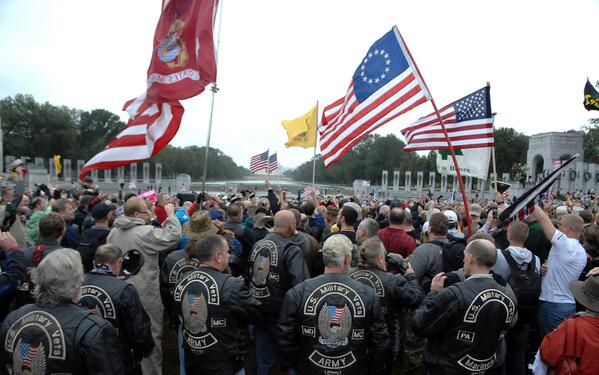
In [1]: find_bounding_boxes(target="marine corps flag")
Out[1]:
[281,105,317,148]
[147,0,219,102]
[584,79,599,111]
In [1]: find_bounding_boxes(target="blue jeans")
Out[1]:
[254,324,278,375]
[538,301,575,339]
[178,320,186,375]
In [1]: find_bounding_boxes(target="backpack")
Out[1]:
[430,237,466,273]
[502,250,541,315]
[77,229,110,273]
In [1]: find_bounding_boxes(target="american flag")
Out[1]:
[267,153,278,174]
[79,93,184,180]
[320,26,430,167]
[250,150,269,172]
[327,305,344,325]
[401,86,493,151]
[19,343,38,368]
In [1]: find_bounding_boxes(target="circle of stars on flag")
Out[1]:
[360,49,391,85]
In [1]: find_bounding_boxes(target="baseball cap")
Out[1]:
[91,203,115,220]
[322,234,353,259]
[443,210,458,223]
[469,204,482,217]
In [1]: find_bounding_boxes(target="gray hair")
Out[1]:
[322,234,353,268]
[357,218,379,239]
[32,248,84,307]
[358,237,385,268]
[94,244,122,265]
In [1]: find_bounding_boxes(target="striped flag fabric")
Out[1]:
[499,154,578,225]
[267,153,278,174]
[250,150,269,172]
[401,86,493,151]
[319,26,431,167]
[79,94,184,180]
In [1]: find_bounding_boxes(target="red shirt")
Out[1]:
[377,227,416,257]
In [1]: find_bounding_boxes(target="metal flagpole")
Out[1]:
[311,101,318,186]
[201,0,224,193]
[397,29,474,236]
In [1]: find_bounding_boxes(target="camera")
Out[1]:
[385,253,409,275]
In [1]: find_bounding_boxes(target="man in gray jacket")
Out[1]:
[108,197,182,375]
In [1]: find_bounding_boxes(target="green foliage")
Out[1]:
[286,134,437,185]
[0,94,248,180]
[581,124,599,163]
[493,127,529,174]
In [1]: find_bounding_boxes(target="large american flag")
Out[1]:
[320,26,430,167]
[250,150,269,172]
[401,86,493,151]
[79,94,184,180]
[267,153,278,174]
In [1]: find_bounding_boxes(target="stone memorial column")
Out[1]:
[155,163,162,186]
[466,176,473,192]
[48,158,56,180]
[117,167,125,184]
[441,173,448,193]
[429,172,436,194]
[405,171,412,194]
[143,162,150,184]
[104,168,112,183]
[63,159,72,181]
[393,171,400,191]
[417,171,424,192]
[130,163,138,183]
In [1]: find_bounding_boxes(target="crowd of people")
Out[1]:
[1,170,599,374]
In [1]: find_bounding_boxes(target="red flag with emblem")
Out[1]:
[147,0,219,101]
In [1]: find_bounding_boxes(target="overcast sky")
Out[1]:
[1,0,598,169]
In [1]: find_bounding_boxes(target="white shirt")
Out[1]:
[539,230,587,304]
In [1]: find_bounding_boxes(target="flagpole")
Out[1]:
[312,101,319,186]
[489,83,498,195]
[397,29,473,236]
[201,0,224,193]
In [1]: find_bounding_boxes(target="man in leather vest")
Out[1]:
[278,234,390,374]
[174,234,262,374]
[349,237,424,373]
[17,212,66,307]
[411,239,518,375]
[79,244,154,374]
[0,248,123,374]
[248,209,309,375]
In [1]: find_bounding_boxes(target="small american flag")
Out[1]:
[402,86,493,151]
[267,153,278,174]
[19,343,38,367]
[327,305,344,325]
[250,150,269,172]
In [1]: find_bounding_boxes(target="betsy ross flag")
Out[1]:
[267,153,278,174]
[147,0,219,102]
[401,86,493,151]
[79,94,184,180]
[250,150,269,172]
[320,26,431,167]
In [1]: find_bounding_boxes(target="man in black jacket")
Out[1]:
[411,239,518,375]
[277,234,390,374]
[175,234,262,374]
[1,248,123,374]
[350,237,424,373]
[79,244,154,374]
[77,202,115,272]
[248,210,309,375]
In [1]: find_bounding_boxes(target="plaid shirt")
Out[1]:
[378,227,416,257]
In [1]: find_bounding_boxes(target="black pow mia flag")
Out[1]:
[584,79,599,111]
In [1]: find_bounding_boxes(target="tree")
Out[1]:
[492,127,529,175]
[78,109,126,160]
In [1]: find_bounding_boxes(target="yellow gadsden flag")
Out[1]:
[53,155,62,175]
[281,104,317,148]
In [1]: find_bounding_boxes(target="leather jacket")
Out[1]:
[277,273,391,375]
[247,232,309,320]
[79,267,154,371]
[349,267,424,360]
[16,240,63,308]
[174,266,263,374]
[411,274,518,375]
[0,303,123,374]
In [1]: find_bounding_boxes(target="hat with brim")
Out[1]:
[570,275,599,313]
[183,211,218,241]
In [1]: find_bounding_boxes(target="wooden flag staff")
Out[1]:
[397,30,474,236]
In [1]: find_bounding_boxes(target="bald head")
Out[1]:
[124,197,145,217]
[561,214,584,238]
[273,210,296,237]
[465,239,497,268]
